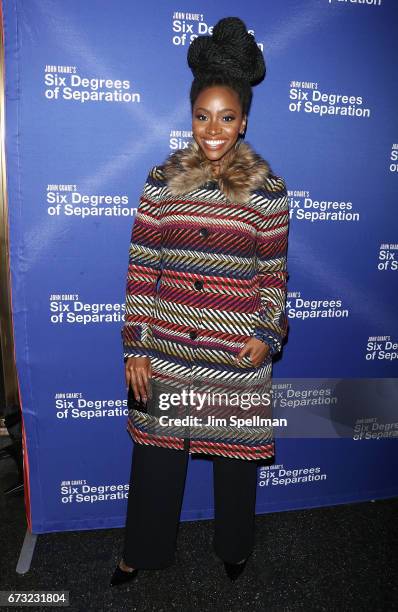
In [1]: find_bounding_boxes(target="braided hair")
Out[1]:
[188,16,266,118]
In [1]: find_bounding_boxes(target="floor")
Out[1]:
[1,435,397,612]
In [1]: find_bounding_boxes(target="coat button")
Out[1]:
[194,279,204,290]
[189,330,197,340]
[204,180,217,189]
[199,227,209,238]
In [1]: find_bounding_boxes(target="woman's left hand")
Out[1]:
[235,337,270,367]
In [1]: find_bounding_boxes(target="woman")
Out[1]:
[111,16,289,586]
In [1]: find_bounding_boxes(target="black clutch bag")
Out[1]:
[127,385,148,414]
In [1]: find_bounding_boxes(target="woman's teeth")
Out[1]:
[204,140,226,146]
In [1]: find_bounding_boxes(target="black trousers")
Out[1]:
[122,440,259,568]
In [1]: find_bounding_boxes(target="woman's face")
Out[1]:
[192,85,247,166]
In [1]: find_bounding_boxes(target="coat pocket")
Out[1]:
[223,344,258,371]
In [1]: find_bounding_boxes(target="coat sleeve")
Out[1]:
[121,167,162,359]
[251,176,290,357]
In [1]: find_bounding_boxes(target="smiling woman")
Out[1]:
[111,16,290,587]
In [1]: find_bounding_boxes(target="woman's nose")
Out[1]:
[206,120,220,135]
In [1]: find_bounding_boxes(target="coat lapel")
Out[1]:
[162,138,271,203]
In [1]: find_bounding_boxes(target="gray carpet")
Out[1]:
[1,436,397,612]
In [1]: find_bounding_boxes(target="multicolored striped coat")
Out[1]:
[122,138,290,461]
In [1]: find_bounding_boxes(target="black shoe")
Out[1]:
[110,563,139,587]
[223,558,248,581]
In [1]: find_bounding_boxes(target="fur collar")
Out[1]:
[161,138,271,203]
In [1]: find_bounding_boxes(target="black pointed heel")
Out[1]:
[223,558,248,581]
[110,563,139,587]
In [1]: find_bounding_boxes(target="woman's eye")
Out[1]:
[223,116,235,122]
[195,114,207,121]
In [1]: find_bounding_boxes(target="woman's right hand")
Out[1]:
[125,356,152,403]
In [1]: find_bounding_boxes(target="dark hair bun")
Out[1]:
[187,16,265,85]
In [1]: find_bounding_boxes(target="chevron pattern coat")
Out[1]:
[122,138,289,461]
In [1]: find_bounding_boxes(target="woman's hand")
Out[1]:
[125,356,152,403]
[235,337,270,368]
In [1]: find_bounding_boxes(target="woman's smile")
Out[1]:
[202,138,228,151]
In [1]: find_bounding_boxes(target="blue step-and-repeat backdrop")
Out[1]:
[3,0,397,533]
